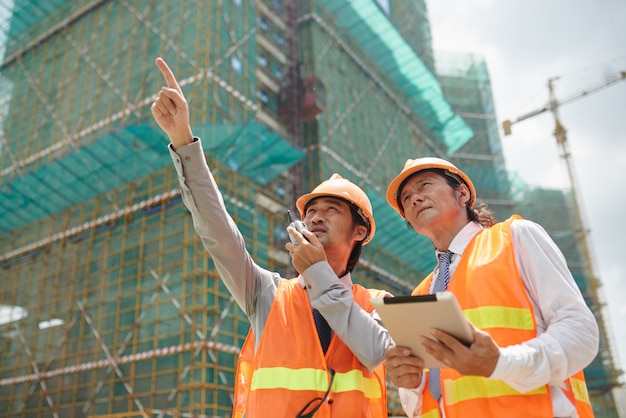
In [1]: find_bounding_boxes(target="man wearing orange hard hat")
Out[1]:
[151,57,392,418]
[384,157,598,418]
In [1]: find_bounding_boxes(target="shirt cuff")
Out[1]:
[399,386,423,418]
[301,261,339,300]
[169,137,204,176]
[489,347,509,380]
[489,345,559,393]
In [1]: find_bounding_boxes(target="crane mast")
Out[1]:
[502,71,626,394]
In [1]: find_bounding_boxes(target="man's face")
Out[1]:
[303,197,366,248]
[399,172,469,236]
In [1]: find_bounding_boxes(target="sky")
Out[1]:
[425,0,626,394]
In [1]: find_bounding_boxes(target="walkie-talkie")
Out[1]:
[287,210,307,245]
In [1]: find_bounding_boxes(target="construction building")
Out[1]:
[0,0,620,416]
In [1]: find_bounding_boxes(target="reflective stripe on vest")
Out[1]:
[463,306,534,331]
[422,409,441,418]
[571,376,591,405]
[443,376,548,406]
[250,367,382,398]
[333,369,382,398]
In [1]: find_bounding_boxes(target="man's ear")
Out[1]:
[457,184,471,207]
[353,224,368,242]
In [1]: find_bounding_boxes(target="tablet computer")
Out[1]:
[371,293,474,369]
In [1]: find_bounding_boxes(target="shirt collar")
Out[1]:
[436,221,482,258]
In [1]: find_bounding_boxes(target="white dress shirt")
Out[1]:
[399,220,599,417]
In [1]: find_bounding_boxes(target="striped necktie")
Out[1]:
[428,251,453,401]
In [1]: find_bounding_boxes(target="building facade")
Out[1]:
[0,0,619,416]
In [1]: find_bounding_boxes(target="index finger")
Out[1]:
[386,346,412,359]
[155,57,181,93]
[430,328,465,351]
[300,228,319,245]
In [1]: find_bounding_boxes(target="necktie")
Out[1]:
[428,251,453,401]
[313,308,332,353]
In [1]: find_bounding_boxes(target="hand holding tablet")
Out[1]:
[371,293,474,369]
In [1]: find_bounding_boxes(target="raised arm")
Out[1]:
[150,58,279,336]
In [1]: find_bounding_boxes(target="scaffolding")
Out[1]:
[0,0,620,416]
[0,1,299,416]
[434,52,514,212]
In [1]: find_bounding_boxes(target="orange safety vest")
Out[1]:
[412,215,594,418]
[233,278,388,418]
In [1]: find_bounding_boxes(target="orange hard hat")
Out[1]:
[296,173,375,244]
[386,157,476,218]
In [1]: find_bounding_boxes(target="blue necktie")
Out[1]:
[428,251,453,401]
[313,308,332,353]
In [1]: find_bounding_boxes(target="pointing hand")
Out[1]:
[151,57,193,149]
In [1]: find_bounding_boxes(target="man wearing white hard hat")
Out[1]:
[151,57,392,417]
[384,157,598,418]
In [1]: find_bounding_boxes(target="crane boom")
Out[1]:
[502,70,626,135]
[556,71,626,109]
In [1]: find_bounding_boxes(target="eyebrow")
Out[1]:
[401,175,439,196]
[308,197,345,208]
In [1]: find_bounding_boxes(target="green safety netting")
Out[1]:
[0,0,73,63]
[366,187,436,278]
[585,356,617,392]
[318,0,473,154]
[457,161,512,199]
[0,121,304,232]
[2,0,68,39]
[193,121,305,184]
[508,172,529,200]
[0,124,169,233]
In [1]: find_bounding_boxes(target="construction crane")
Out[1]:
[501,70,626,395]
[502,71,626,135]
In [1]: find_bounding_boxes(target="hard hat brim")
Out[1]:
[296,191,376,245]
